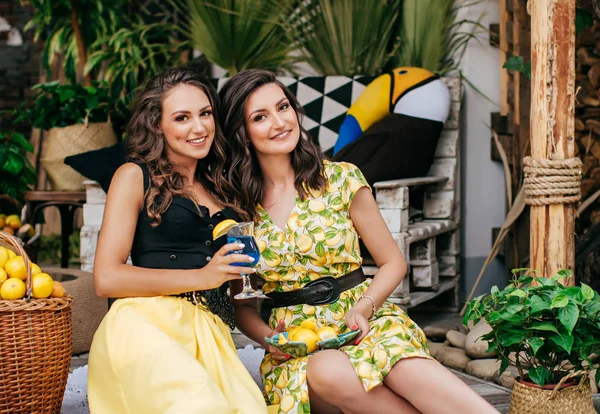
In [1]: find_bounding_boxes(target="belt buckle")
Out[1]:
[306,277,341,306]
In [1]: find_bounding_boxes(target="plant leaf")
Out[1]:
[529,337,544,355]
[551,293,568,308]
[528,366,552,386]
[550,333,574,354]
[558,301,579,334]
[581,283,594,300]
[528,322,559,334]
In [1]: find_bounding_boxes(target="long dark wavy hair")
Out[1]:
[219,69,326,221]
[127,66,240,225]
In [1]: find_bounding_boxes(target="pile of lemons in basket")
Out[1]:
[0,246,66,300]
[280,318,340,353]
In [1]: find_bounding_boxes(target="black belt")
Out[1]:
[266,268,366,308]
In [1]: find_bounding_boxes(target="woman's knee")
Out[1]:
[307,350,362,394]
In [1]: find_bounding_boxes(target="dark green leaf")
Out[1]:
[528,366,552,386]
[576,8,594,35]
[4,152,24,174]
[529,337,544,355]
[8,132,34,152]
[550,333,574,353]
[528,322,559,334]
[58,88,76,103]
[558,301,579,333]
[529,296,550,313]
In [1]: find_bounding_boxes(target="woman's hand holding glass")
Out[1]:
[202,243,256,287]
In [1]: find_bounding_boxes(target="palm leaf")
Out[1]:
[171,0,298,76]
[286,0,401,76]
[397,0,485,75]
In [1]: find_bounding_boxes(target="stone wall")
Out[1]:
[0,1,41,134]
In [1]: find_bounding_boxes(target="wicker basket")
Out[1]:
[0,233,73,413]
[40,120,117,191]
[508,371,595,414]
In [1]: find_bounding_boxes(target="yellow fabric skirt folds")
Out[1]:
[88,296,268,414]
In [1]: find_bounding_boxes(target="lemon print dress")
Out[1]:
[255,161,432,414]
[88,163,267,414]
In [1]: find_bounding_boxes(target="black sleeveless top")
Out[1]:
[131,163,238,328]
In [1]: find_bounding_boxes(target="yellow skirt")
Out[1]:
[88,296,268,414]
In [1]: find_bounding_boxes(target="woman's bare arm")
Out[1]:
[93,163,249,298]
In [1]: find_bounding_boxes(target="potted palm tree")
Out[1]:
[463,269,600,414]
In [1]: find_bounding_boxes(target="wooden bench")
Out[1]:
[364,77,462,311]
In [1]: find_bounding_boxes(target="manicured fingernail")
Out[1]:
[285,354,291,359]
[247,256,255,262]
[239,243,245,248]
[352,325,357,330]
[355,340,360,345]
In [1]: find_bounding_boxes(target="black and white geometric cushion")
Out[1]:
[214,76,374,152]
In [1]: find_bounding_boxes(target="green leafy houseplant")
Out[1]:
[285,0,402,76]
[0,130,37,203]
[397,0,485,75]
[13,81,124,131]
[172,0,298,76]
[463,269,600,387]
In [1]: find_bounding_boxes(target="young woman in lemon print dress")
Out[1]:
[219,69,497,414]
[87,67,267,413]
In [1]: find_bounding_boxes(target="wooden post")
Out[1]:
[529,0,576,283]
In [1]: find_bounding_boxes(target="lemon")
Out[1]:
[257,240,267,253]
[278,334,288,346]
[51,281,66,298]
[260,359,273,376]
[313,228,325,241]
[0,277,26,300]
[5,215,21,230]
[316,326,338,342]
[302,304,316,315]
[276,370,289,389]
[287,212,299,232]
[345,233,356,252]
[0,268,7,285]
[296,234,313,253]
[212,219,238,240]
[32,273,54,299]
[357,362,372,378]
[308,199,326,213]
[300,317,318,332]
[264,253,282,268]
[280,394,295,412]
[281,269,295,281]
[300,389,309,404]
[287,326,301,337]
[0,247,10,268]
[289,328,319,353]
[6,249,16,259]
[308,270,320,281]
[319,215,334,227]
[325,232,342,246]
[5,256,30,280]
[270,392,280,405]
[32,263,41,275]
[264,379,273,393]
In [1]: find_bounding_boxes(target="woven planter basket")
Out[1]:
[40,120,116,191]
[508,371,595,414]
[0,233,73,413]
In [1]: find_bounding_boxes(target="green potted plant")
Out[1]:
[13,81,121,191]
[0,130,37,203]
[463,268,600,413]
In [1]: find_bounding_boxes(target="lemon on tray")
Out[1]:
[265,321,361,358]
[212,219,238,240]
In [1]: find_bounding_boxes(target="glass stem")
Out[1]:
[241,274,253,292]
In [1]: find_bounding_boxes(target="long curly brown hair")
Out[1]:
[126,67,241,225]
[219,69,326,221]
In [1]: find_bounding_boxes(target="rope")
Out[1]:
[522,156,582,205]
